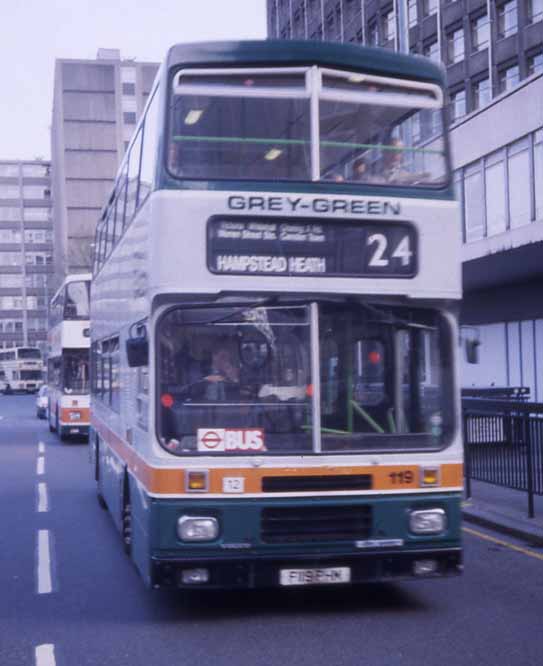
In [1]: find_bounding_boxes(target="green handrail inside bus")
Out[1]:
[350,400,385,434]
[171,134,445,154]
[301,425,352,435]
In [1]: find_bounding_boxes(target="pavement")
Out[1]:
[462,479,543,545]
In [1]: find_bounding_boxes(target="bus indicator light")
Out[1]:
[187,470,208,492]
[421,467,440,486]
[161,393,174,408]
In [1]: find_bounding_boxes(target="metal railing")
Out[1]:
[463,398,543,517]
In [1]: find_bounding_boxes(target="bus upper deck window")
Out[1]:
[169,69,311,182]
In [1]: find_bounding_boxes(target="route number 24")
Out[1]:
[367,233,413,268]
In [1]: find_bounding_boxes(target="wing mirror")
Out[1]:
[126,322,148,368]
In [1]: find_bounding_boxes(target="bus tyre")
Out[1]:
[97,491,107,510]
[122,502,132,555]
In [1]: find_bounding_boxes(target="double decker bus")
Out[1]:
[47,274,91,440]
[0,347,43,393]
[90,40,464,590]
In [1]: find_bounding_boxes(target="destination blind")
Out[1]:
[207,217,417,278]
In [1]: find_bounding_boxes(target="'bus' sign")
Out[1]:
[197,428,265,452]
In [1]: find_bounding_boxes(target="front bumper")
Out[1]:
[59,423,90,438]
[152,547,462,589]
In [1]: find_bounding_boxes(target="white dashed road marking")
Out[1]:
[37,482,49,513]
[35,644,56,666]
[36,457,45,476]
[37,530,53,594]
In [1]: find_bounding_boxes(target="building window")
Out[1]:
[498,1,518,38]
[423,40,440,63]
[473,77,491,109]
[464,161,485,241]
[24,208,49,221]
[123,111,137,124]
[383,9,395,42]
[0,207,21,221]
[120,67,136,84]
[122,97,137,113]
[527,51,543,75]
[0,230,21,243]
[471,14,490,51]
[535,130,543,220]
[22,164,49,178]
[508,137,531,228]
[122,82,136,95]
[23,186,50,199]
[423,0,438,16]
[0,185,20,199]
[450,89,467,121]
[447,28,465,64]
[527,0,543,22]
[0,252,22,266]
[498,64,520,93]
[0,164,19,177]
[408,0,418,27]
[1,274,22,288]
[485,149,507,236]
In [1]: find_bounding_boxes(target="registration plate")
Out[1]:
[279,567,351,586]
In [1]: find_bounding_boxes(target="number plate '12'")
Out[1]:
[207,217,418,278]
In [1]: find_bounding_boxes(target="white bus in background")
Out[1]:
[0,347,44,393]
[47,274,91,440]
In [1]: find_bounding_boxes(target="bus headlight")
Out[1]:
[177,516,219,542]
[409,508,446,535]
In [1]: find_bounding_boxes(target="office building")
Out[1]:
[267,0,542,118]
[454,74,543,398]
[50,49,159,283]
[0,160,52,352]
[268,0,543,398]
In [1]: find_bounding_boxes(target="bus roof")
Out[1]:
[165,40,446,87]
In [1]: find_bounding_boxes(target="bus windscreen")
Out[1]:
[168,67,447,187]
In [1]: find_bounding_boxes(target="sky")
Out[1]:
[0,0,267,160]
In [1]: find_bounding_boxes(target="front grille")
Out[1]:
[262,475,372,493]
[261,505,373,543]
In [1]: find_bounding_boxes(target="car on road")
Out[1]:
[36,385,48,419]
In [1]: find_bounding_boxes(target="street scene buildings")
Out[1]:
[267,0,543,397]
[1,6,543,664]
[0,160,52,353]
[50,49,158,282]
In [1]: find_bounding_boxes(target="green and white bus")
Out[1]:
[91,40,463,590]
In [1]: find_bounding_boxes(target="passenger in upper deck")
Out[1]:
[377,137,431,185]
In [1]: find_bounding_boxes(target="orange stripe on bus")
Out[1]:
[92,415,463,495]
